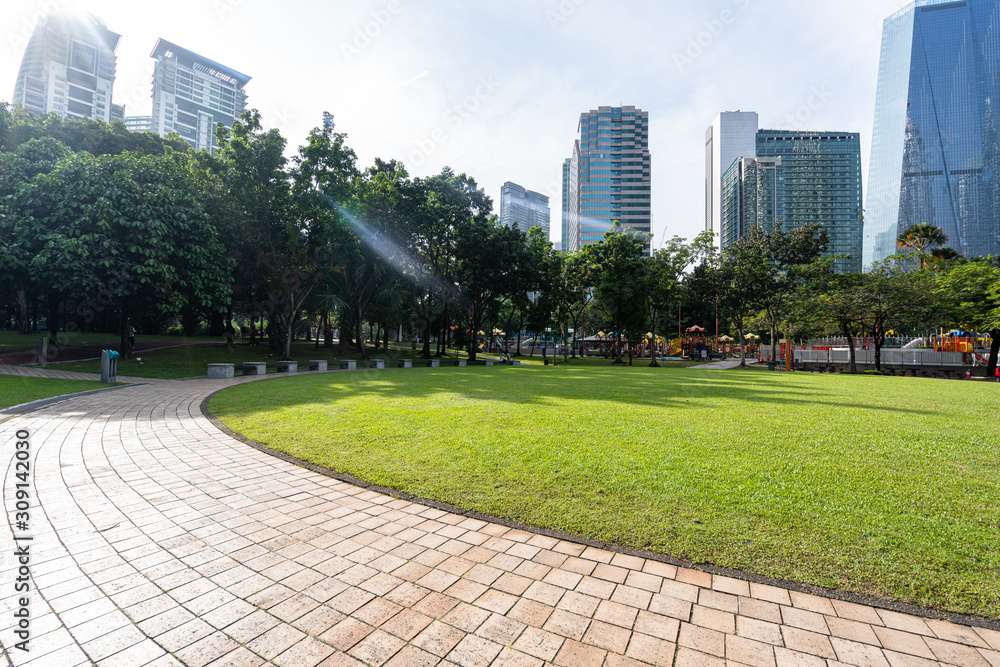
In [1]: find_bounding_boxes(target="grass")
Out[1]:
[0,375,110,409]
[30,340,682,378]
[208,365,1000,618]
[0,330,218,354]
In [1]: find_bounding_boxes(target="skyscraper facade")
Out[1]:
[757,130,864,273]
[149,39,250,154]
[499,182,550,237]
[705,111,759,248]
[720,157,780,251]
[721,131,864,274]
[561,157,572,251]
[866,0,1000,266]
[12,13,121,122]
[564,106,651,252]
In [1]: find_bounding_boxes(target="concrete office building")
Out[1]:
[149,39,250,154]
[12,13,121,122]
[500,182,551,237]
[866,0,1000,266]
[705,111,759,248]
[124,115,153,133]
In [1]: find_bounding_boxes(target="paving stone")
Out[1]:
[413,620,467,657]
[6,376,993,667]
[513,626,566,662]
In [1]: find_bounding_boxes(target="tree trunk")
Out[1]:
[225,309,235,351]
[354,304,368,360]
[770,323,779,366]
[516,313,524,356]
[649,316,660,367]
[845,331,857,373]
[282,316,293,361]
[47,294,60,347]
[988,329,999,378]
[737,324,746,367]
[119,299,133,360]
[337,309,351,356]
[422,318,432,358]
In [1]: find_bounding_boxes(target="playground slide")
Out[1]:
[902,338,925,349]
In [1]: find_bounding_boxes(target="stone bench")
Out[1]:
[276,361,298,373]
[207,363,235,379]
[242,362,266,376]
[424,359,440,368]
[366,359,386,369]
[470,359,494,367]
[453,359,467,367]
[309,360,328,372]
[339,360,356,371]
[398,359,413,368]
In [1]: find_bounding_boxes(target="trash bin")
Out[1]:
[767,361,776,371]
[101,350,119,383]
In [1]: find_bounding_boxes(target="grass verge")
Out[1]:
[0,375,110,410]
[208,365,1000,618]
[31,342,685,379]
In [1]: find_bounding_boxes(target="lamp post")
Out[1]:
[568,328,575,359]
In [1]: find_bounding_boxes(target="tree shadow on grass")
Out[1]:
[213,365,941,418]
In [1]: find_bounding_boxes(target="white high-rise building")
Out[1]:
[12,13,121,122]
[500,182,550,237]
[705,111,759,248]
[149,39,250,154]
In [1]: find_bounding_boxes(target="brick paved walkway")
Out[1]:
[2,377,998,666]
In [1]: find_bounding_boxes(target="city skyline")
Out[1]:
[5,0,907,247]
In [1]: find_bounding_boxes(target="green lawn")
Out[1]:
[33,341,674,378]
[0,330,219,355]
[208,365,1000,618]
[0,375,110,409]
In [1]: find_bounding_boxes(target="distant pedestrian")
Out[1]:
[129,325,136,347]
[966,369,972,380]
[996,367,999,382]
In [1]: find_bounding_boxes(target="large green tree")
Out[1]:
[934,258,1000,376]
[589,224,650,365]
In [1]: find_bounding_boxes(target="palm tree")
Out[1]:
[928,246,964,267]
[897,223,948,269]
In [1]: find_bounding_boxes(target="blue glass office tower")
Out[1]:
[866,0,1000,267]
[564,106,651,252]
[721,131,864,273]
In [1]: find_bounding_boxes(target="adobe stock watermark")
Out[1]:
[406,74,501,170]
[214,0,244,20]
[264,106,296,135]
[779,85,833,130]
[7,0,73,53]
[674,0,752,73]
[547,0,590,29]
[342,0,405,63]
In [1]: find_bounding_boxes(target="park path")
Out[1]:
[1,375,999,666]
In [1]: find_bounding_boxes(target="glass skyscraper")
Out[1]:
[866,0,1000,267]
[499,182,550,237]
[720,131,864,274]
[563,106,651,252]
[706,111,759,249]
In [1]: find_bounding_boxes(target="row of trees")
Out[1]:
[1,104,998,375]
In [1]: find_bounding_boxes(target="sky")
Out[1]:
[3,0,913,248]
